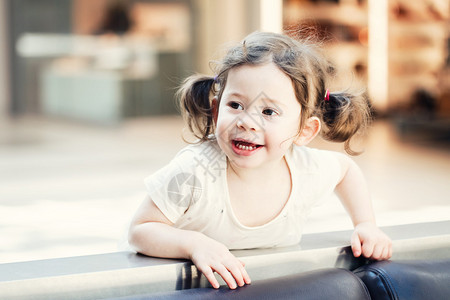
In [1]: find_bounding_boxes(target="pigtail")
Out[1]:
[177,74,216,142]
[319,90,372,155]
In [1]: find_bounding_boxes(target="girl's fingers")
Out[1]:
[233,260,251,286]
[241,265,252,285]
[380,246,390,260]
[215,259,250,289]
[199,265,220,289]
[361,240,375,258]
[351,232,362,257]
[193,250,250,289]
[371,244,384,260]
[225,263,244,287]
[213,264,237,289]
[382,240,392,260]
[238,259,251,284]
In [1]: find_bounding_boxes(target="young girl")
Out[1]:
[128,31,392,290]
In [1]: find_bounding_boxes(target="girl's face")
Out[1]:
[215,62,302,170]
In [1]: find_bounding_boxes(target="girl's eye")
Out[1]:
[262,108,278,116]
[229,102,243,110]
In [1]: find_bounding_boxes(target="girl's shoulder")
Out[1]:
[167,139,227,182]
[289,146,341,174]
[144,139,226,224]
[290,146,344,201]
[174,139,222,159]
[172,139,224,168]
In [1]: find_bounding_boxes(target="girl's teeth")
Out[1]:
[237,143,256,150]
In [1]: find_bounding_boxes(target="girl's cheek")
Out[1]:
[215,120,229,137]
[217,114,235,128]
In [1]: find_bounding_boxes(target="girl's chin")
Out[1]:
[227,158,259,170]
[226,151,267,169]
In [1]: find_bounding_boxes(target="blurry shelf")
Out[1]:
[284,2,368,27]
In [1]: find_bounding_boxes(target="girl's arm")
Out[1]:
[334,153,392,260]
[128,196,251,289]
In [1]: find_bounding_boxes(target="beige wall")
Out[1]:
[192,0,262,74]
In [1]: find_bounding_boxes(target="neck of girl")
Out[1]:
[226,156,289,184]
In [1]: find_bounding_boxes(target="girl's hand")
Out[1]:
[189,234,251,289]
[351,222,392,260]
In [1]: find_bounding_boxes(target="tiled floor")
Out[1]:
[1,115,449,263]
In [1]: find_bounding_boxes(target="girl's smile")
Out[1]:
[231,139,264,156]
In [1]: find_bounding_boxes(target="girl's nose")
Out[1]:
[236,115,259,131]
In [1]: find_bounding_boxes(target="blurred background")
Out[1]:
[0,0,449,263]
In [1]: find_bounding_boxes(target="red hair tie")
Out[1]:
[324,89,330,101]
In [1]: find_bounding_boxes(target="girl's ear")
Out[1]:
[212,96,219,124]
[294,117,321,146]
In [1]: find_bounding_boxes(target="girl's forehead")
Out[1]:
[224,63,296,97]
[227,61,282,75]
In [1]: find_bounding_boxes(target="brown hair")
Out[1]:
[177,31,371,155]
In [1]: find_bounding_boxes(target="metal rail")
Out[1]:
[1,221,449,300]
